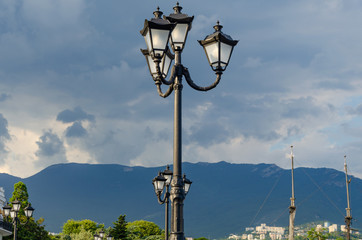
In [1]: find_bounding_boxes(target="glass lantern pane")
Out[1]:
[165,175,172,185]
[3,207,10,217]
[10,210,16,218]
[147,55,157,76]
[220,42,233,65]
[184,183,191,194]
[151,29,170,55]
[205,42,219,65]
[171,24,188,48]
[12,202,21,212]
[25,209,32,217]
[156,180,165,191]
[144,31,152,52]
[163,55,172,77]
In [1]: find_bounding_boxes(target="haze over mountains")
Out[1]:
[0,162,361,238]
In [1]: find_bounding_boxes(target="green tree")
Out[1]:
[4,181,51,240]
[69,228,95,240]
[194,238,209,240]
[62,219,103,235]
[110,214,128,240]
[307,228,329,240]
[126,220,162,239]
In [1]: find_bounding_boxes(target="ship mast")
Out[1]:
[344,155,352,240]
[289,146,296,240]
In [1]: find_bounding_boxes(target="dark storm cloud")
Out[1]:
[187,123,231,147]
[65,122,87,138]
[0,113,10,153]
[35,130,65,157]
[56,107,95,123]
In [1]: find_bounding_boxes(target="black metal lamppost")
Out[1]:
[153,166,192,240]
[94,230,113,240]
[2,200,34,240]
[140,3,237,240]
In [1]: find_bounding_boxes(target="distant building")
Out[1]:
[324,222,330,228]
[0,187,12,240]
[255,224,285,235]
[247,234,253,240]
[341,225,347,232]
[316,224,323,232]
[229,234,242,240]
[329,224,338,233]
[245,227,255,232]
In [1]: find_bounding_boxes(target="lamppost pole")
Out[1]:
[171,48,185,240]
[165,183,170,240]
[142,3,238,239]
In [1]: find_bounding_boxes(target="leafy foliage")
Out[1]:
[62,219,102,235]
[307,227,329,240]
[126,220,162,239]
[110,214,128,240]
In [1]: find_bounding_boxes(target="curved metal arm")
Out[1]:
[153,59,176,86]
[156,82,173,98]
[156,191,170,205]
[183,67,222,92]
[160,65,177,86]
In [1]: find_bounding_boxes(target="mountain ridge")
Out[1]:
[0,161,360,238]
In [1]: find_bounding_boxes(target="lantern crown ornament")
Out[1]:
[198,21,238,72]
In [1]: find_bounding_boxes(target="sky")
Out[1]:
[0,0,362,178]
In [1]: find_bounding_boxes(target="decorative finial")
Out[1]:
[153,7,163,19]
[213,20,223,32]
[173,2,182,14]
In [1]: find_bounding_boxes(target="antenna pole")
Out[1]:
[289,146,296,240]
[344,155,352,240]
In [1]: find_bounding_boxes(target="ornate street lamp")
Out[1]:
[94,231,113,240]
[183,174,192,195]
[3,200,34,240]
[198,21,238,72]
[152,166,192,240]
[153,172,167,194]
[164,2,194,52]
[140,7,175,59]
[141,3,237,240]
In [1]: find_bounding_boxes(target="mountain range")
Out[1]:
[0,162,361,239]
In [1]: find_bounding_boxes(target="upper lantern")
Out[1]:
[140,7,175,59]
[198,21,238,72]
[152,172,167,193]
[164,2,194,52]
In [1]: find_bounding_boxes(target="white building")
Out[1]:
[255,224,285,235]
[316,224,323,232]
[229,234,242,240]
[0,187,12,240]
[329,224,338,233]
[341,225,347,232]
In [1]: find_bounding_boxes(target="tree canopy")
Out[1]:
[126,220,162,239]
